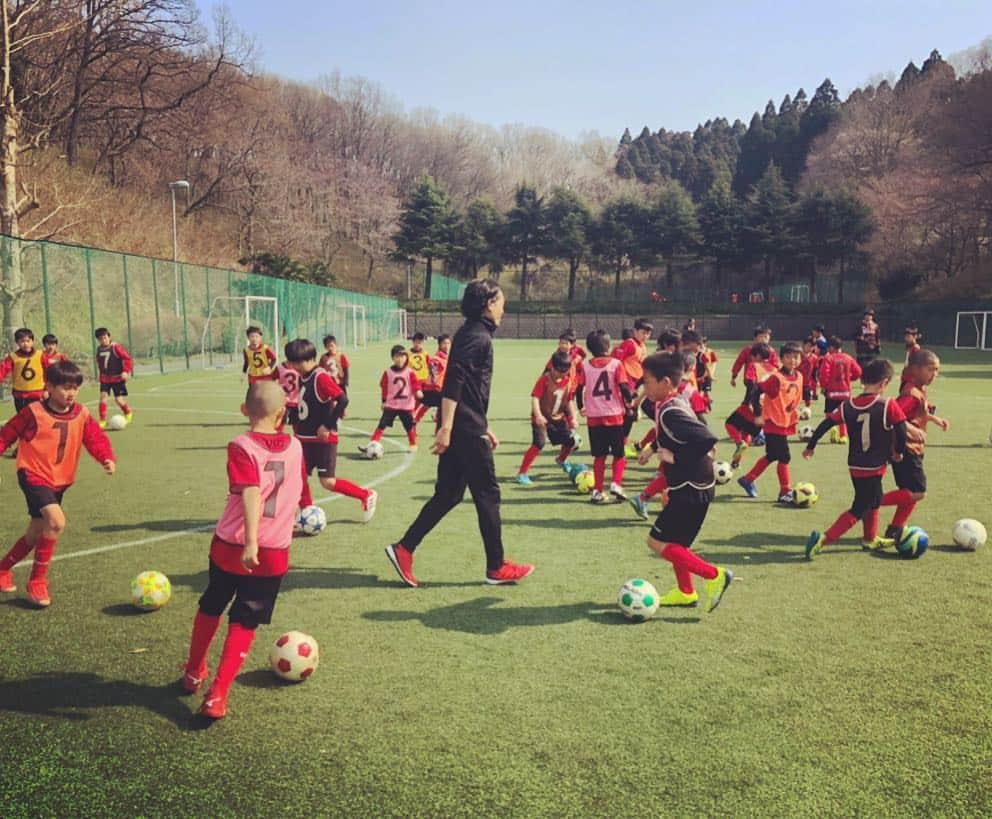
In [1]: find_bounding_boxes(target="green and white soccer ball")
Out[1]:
[793,482,818,508]
[952,518,986,551]
[108,414,127,431]
[618,578,659,622]
[130,570,171,611]
[575,470,595,494]
[270,630,320,682]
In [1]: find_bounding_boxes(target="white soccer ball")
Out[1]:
[617,578,659,622]
[952,518,986,551]
[798,405,812,421]
[108,414,127,431]
[365,441,385,460]
[297,505,327,536]
[130,570,171,611]
[714,460,733,485]
[798,424,814,442]
[270,630,319,682]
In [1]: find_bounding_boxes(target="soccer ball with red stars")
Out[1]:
[269,631,320,681]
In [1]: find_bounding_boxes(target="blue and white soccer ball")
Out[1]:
[297,505,327,536]
[365,441,385,460]
[896,525,929,559]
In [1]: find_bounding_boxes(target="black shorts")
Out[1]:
[532,419,573,449]
[892,454,926,494]
[302,441,338,478]
[378,409,415,432]
[764,433,791,464]
[824,397,844,414]
[850,474,883,518]
[18,469,66,518]
[198,560,283,629]
[101,382,128,397]
[589,424,625,458]
[622,411,636,439]
[284,406,300,427]
[13,395,41,413]
[649,488,713,545]
[726,410,760,438]
[803,386,815,404]
[420,390,442,408]
[699,378,713,394]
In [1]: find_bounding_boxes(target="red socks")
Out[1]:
[611,457,626,486]
[745,456,770,483]
[371,429,385,442]
[210,622,256,699]
[29,537,57,581]
[556,444,573,463]
[838,423,848,439]
[592,457,606,491]
[725,422,744,444]
[333,479,370,501]
[0,537,33,572]
[642,473,668,500]
[300,480,313,508]
[881,489,918,529]
[120,402,131,416]
[661,543,718,593]
[862,509,880,542]
[825,511,858,544]
[414,404,429,424]
[99,401,108,421]
[186,610,222,674]
[407,428,417,447]
[776,462,791,494]
[519,446,541,475]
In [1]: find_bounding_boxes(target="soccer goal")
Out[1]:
[789,284,810,303]
[334,303,368,349]
[201,296,279,369]
[954,311,992,350]
[383,308,408,341]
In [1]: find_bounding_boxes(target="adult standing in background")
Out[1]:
[385,279,534,588]
[855,309,881,368]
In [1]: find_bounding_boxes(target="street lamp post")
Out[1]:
[169,180,190,316]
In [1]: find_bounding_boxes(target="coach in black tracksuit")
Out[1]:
[385,280,534,586]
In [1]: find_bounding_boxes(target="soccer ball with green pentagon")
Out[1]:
[618,578,659,622]
[130,570,171,611]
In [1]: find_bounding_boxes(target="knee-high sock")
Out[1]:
[745,456,769,483]
[210,622,256,698]
[407,427,417,446]
[725,422,744,444]
[99,400,108,421]
[370,428,385,442]
[29,537,57,581]
[661,543,718,594]
[519,445,541,475]
[882,488,917,529]
[592,457,606,492]
[334,479,369,501]
[186,611,222,674]
[611,457,626,486]
[837,422,848,438]
[119,401,131,415]
[824,511,858,544]
[556,443,573,463]
[777,462,791,493]
[0,537,33,571]
[862,509,880,542]
[414,404,429,424]
[641,473,668,500]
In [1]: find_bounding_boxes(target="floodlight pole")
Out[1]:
[169,180,191,316]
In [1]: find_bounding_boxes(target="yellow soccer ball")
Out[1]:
[575,470,595,494]
[130,570,172,611]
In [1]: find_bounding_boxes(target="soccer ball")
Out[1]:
[575,470,595,494]
[617,578,659,622]
[798,425,814,442]
[793,482,818,508]
[297,505,327,536]
[108,414,127,431]
[365,441,384,460]
[566,462,590,483]
[896,526,929,559]
[270,630,319,682]
[713,461,733,485]
[130,570,171,611]
[797,405,812,421]
[952,518,986,551]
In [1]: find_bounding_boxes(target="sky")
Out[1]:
[199,0,992,140]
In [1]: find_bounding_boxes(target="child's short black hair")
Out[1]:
[550,351,572,372]
[780,342,803,358]
[682,329,701,346]
[803,336,815,347]
[827,335,843,351]
[412,332,426,342]
[246,325,262,337]
[903,325,918,335]
[620,328,633,340]
[559,328,577,343]
[391,344,408,358]
[437,333,450,345]
[323,334,336,345]
[633,318,653,333]
[586,329,611,357]
[753,324,769,338]
[657,328,682,350]
[861,358,893,385]
[813,324,825,334]
[46,360,84,387]
[284,338,317,363]
[643,351,683,384]
[749,342,772,361]
[14,328,33,342]
[42,334,58,345]
[95,327,110,338]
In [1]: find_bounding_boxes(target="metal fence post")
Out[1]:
[204,266,212,366]
[40,242,52,335]
[227,269,234,364]
[122,255,134,361]
[180,263,190,369]
[84,248,99,379]
[150,258,165,374]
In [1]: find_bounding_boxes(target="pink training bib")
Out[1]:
[383,367,417,412]
[582,358,625,419]
[276,364,301,407]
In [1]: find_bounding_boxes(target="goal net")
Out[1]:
[334,304,368,349]
[201,296,279,369]
[382,308,408,341]
[954,311,992,350]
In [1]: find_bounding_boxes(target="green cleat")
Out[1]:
[861,536,895,551]
[659,587,699,607]
[704,567,733,613]
[730,441,748,470]
[629,494,649,520]
[805,530,825,560]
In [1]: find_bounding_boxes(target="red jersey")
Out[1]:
[825,395,906,477]
[731,344,780,380]
[294,368,344,443]
[797,352,819,396]
[531,371,576,422]
[96,341,133,384]
[612,338,648,383]
[819,352,862,401]
[319,351,350,387]
[423,350,449,392]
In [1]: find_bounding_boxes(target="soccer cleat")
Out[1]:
[385,543,419,588]
[125,412,134,425]
[737,477,759,498]
[730,441,748,470]
[357,443,369,454]
[609,482,627,502]
[198,690,227,720]
[0,570,15,593]
[99,420,107,430]
[361,490,378,523]
[181,665,209,694]
[485,560,535,585]
[589,490,608,504]
[26,578,51,607]
[516,473,534,486]
[838,435,849,445]
[659,587,699,607]
[624,443,639,459]
[629,494,649,520]
[778,491,795,505]
[704,567,733,613]
[805,530,825,560]
[884,525,904,541]
[558,459,571,473]
[408,444,418,453]
[862,536,895,552]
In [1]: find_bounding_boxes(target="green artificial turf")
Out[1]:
[1,341,990,817]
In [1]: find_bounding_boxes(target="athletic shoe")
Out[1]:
[361,490,378,523]
[753,431,766,446]
[557,459,571,473]
[408,444,418,453]
[99,420,107,430]
[730,441,748,469]
[884,525,903,541]
[737,477,759,498]
[862,536,895,552]
[624,443,639,459]
[589,490,608,504]
[357,443,369,454]
[838,435,849,445]
[0,570,15,593]
[609,482,627,501]
[125,412,134,425]
[385,543,419,588]
[629,494,649,520]
[485,561,535,585]
[778,491,795,505]
[26,578,51,607]
[181,665,209,694]
[516,474,533,486]
[704,567,733,613]
[198,690,227,720]
[659,587,699,607]
[805,530,825,560]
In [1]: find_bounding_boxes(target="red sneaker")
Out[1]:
[26,578,51,607]
[384,543,419,588]
[181,664,209,694]
[485,561,535,585]
[0,570,15,593]
[198,690,227,719]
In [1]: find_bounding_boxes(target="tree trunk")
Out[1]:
[519,254,529,301]
[64,14,95,166]
[614,261,622,296]
[423,255,433,299]
[665,257,674,289]
[567,258,579,301]
[838,255,845,304]
[763,257,772,301]
[365,252,375,286]
[1,36,26,361]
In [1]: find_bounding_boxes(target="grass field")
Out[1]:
[1,339,991,817]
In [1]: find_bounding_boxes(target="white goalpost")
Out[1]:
[954,311,992,351]
[201,295,280,369]
[383,308,408,341]
[334,303,368,349]
[789,284,810,303]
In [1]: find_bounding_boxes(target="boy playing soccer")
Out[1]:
[640,352,733,612]
[275,352,302,427]
[407,332,431,385]
[42,334,69,365]
[286,339,377,522]
[0,361,115,607]
[362,345,422,452]
[803,358,909,558]
[725,343,777,468]
[517,351,579,485]
[414,334,451,424]
[798,337,819,408]
[738,342,803,502]
[0,328,47,414]
[818,336,862,444]
[577,329,635,503]
[181,381,311,719]
[242,326,276,384]
[94,327,134,428]
[730,325,778,388]
[319,335,350,392]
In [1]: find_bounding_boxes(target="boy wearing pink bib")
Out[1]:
[182,381,312,720]
[362,345,423,453]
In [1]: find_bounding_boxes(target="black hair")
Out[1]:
[246,326,262,337]
[633,318,654,333]
[14,328,33,342]
[749,342,772,361]
[752,325,769,338]
[284,338,317,363]
[802,336,816,346]
[827,335,843,350]
[46,360,83,387]
[586,329,611,357]
[42,334,58,345]
[681,329,701,345]
[559,328,577,343]
[621,328,633,340]
[863,309,875,317]
[94,327,110,338]
[642,351,683,384]
[906,349,938,368]
[813,324,825,333]
[323,335,336,345]
[657,328,682,350]
[437,333,450,345]
[460,278,502,320]
[412,332,426,341]
[550,351,572,372]
[861,357,893,385]
[903,325,918,335]
[780,342,803,358]
[391,344,408,358]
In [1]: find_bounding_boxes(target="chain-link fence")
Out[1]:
[1,236,400,378]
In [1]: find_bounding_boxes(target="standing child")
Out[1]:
[286,339,377,522]
[407,333,431,385]
[725,343,777,468]
[902,326,921,366]
[811,325,829,357]
[798,337,819,408]
[0,328,47,414]
[319,335,350,393]
[613,318,653,448]
[738,342,803,502]
[275,354,302,428]
[803,358,909,558]
[414,334,451,424]
[730,325,778,389]
[242,326,276,385]
[94,327,134,428]
[0,361,115,606]
[545,328,587,372]
[516,351,579,485]
[181,381,311,719]
[817,336,862,444]
[42,334,69,365]
[362,345,423,453]
[697,335,717,403]
[639,352,733,611]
